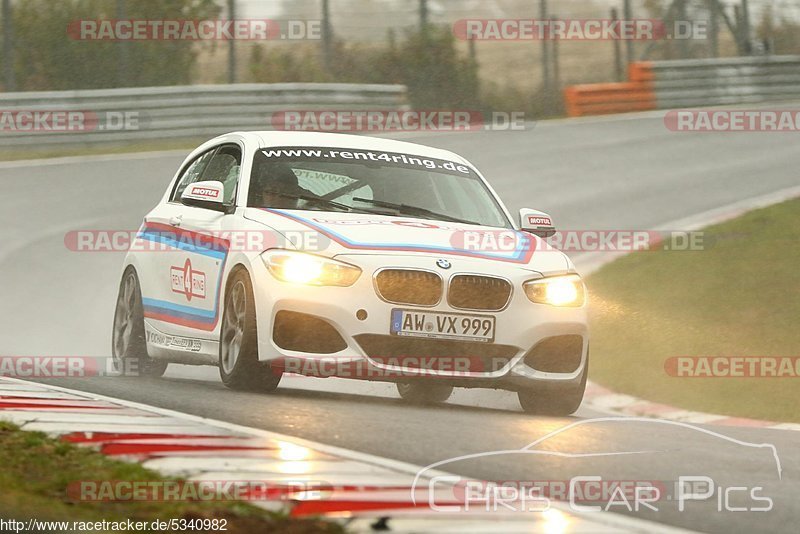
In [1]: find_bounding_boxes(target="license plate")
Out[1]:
[390,309,495,343]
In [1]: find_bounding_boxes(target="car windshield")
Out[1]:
[247,146,512,228]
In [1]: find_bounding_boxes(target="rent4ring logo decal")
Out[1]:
[170,259,206,301]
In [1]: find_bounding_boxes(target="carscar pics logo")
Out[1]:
[411,417,780,515]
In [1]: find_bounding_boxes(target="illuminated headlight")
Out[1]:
[523,274,585,307]
[262,250,361,286]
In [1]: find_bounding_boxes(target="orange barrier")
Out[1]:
[628,61,655,81]
[563,62,655,117]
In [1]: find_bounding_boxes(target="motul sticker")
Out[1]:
[528,216,552,226]
[190,185,221,199]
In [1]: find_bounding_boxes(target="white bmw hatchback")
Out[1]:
[112,131,589,414]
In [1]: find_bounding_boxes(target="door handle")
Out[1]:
[169,215,183,227]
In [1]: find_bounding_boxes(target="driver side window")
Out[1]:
[200,145,242,204]
[171,149,215,202]
[170,144,242,205]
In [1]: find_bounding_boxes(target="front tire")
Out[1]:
[219,268,282,392]
[517,356,588,416]
[111,267,168,377]
[397,382,453,404]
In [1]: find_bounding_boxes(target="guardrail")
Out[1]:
[564,55,800,117]
[0,83,408,149]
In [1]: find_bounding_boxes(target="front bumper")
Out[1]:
[251,253,588,391]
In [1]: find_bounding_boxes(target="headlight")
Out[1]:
[523,274,585,307]
[262,250,361,286]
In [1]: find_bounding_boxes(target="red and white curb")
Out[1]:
[0,376,688,533]
[573,183,800,434]
[581,382,800,432]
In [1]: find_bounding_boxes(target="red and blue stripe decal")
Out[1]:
[263,209,536,264]
[137,222,229,331]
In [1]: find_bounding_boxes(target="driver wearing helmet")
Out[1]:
[249,161,317,209]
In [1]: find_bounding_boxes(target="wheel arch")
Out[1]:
[220,261,259,328]
[223,261,255,293]
[118,254,145,296]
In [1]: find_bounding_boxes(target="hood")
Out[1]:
[243,208,570,273]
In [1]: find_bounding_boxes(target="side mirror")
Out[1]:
[180,181,231,213]
[519,208,556,238]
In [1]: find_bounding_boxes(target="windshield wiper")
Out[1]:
[264,191,352,212]
[351,197,479,225]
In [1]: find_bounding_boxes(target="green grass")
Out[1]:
[0,421,342,533]
[587,197,800,423]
